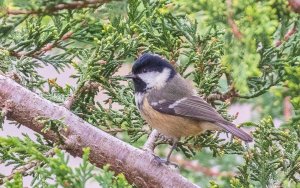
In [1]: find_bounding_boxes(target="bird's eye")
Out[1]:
[142,69,147,73]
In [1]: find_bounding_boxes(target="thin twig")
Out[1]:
[1,30,73,61]
[206,87,238,102]
[275,24,298,47]
[0,149,55,185]
[31,31,73,56]
[4,0,110,15]
[283,96,292,121]
[63,81,100,109]
[237,77,281,99]
[171,155,236,177]
[64,95,77,110]
[226,0,243,39]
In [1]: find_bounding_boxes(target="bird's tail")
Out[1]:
[217,122,252,142]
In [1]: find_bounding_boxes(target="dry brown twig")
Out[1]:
[275,24,298,47]
[32,31,74,56]
[4,0,110,15]
[0,30,73,62]
[172,155,236,177]
[226,0,243,40]
[206,87,239,102]
[64,81,101,109]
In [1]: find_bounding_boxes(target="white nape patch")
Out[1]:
[135,92,145,109]
[138,68,171,90]
[168,98,187,108]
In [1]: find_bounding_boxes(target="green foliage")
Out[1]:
[5,173,23,188]
[32,148,125,188]
[236,117,299,187]
[0,134,51,167]
[0,136,131,187]
[0,111,5,129]
[95,165,133,188]
[37,117,67,143]
[0,0,300,187]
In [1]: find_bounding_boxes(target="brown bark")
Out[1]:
[0,75,199,188]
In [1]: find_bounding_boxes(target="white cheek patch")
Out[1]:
[138,72,159,88]
[139,68,171,89]
[155,68,171,87]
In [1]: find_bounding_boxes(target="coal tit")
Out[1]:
[125,53,252,163]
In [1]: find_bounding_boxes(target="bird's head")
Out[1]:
[125,53,176,93]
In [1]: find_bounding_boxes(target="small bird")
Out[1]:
[125,53,252,163]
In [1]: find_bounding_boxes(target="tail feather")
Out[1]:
[217,122,253,142]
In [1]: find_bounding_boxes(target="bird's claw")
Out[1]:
[152,155,178,168]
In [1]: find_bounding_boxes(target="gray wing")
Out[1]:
[147,93,252,142]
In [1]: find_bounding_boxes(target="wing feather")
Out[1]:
[148,95,252,142]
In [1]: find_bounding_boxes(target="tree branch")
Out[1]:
[4,0,111,15]
[0,75,199,188]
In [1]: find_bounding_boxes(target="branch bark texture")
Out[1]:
[0,75,198,188]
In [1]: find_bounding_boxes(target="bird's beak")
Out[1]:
[124,73,136,79]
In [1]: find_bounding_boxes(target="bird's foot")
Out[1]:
[152,155,178,168]
[157,134,174,144]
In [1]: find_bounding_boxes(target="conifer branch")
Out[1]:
[0,149,55,185]
[1,30,73,60]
